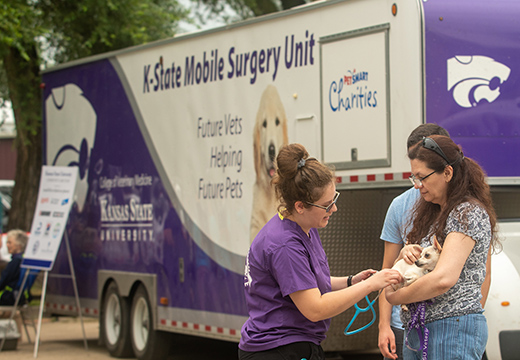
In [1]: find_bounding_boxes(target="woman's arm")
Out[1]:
[378,242,403,360]
[291,268,401,322]
[331,269,376,291]
[386,231,475,305]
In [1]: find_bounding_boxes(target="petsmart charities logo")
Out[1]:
[344,69,369,86]
[328,69,378,112]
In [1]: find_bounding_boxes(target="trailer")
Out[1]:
[41,0,520,359]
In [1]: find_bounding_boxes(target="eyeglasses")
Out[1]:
[422,137,450,164]
[305,191,340,212]
[409,169,437,187]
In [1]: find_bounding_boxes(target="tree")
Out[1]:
[0,2,45,231]
[0,0,188,231]
[190,0,309,26]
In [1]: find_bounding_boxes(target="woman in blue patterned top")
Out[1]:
[385,135,499,360]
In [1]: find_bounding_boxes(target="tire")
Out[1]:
[101,282,134,358]
[130,284,171,360]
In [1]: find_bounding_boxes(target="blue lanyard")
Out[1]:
[344,291,381,335]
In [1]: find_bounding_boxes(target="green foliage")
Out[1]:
[0,1,45,60]
[1,0,188,121]
[38,0,188,63]
[0,1,44,109]
[191,0,308,23]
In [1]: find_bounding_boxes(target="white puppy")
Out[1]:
[392,236,442,291]
[391,236,442,311]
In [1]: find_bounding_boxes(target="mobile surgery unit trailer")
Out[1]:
[41,0,520,359]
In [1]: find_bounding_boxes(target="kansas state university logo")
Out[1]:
[447,55,511,108]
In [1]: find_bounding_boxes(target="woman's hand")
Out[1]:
[352,269,377,285]
[398,244,423,264]
[365,269,402,290]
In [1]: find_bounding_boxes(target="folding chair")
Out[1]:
[0,267,40,351]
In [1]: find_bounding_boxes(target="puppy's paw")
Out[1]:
[391,283,404,291]
[403,274,419,286]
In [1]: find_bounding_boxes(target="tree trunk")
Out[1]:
[2,44,42,232]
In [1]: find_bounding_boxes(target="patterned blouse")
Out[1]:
[401,201,491,326]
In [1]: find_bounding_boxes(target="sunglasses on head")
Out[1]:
[422,137,450,164]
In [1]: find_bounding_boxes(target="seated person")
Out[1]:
[0,234,9,274]
[0,229,29,305]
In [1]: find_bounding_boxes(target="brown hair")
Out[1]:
[407,135,499,252]
[407,123,450,149]
[272,143,335,215]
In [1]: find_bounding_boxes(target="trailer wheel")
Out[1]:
[131,284,170,360]
[101,282,133,358]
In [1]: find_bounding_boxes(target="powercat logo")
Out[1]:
[447,56,511,108]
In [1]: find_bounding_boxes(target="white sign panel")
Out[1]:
[22,166,78,270]
[321,25,390,169]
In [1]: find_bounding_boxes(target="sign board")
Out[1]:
[320,24,390,170]
[22,166,78,270]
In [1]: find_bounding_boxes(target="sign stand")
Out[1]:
[33,232,88,358]
[20,166,88,358]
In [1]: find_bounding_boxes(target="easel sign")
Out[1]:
[23,166,78,270]
[20,165,88,358]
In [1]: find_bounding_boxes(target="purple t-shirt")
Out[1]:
[239,213,332,352]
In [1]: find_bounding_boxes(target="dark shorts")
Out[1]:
[239,341,325,360]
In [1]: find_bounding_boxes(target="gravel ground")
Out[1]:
[0,317,383,360]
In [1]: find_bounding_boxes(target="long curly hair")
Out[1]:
[271,143,335,215]
[406,135,500,252]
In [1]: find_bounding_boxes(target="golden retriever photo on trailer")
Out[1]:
[250,85,288,242]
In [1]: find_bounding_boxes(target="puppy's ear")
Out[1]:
[433,235,443,252]
[282,114,289,145]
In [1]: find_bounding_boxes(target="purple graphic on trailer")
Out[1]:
[423,0,520,177]
[42,59,246,315]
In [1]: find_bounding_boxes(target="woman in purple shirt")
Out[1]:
[239,143,402,360]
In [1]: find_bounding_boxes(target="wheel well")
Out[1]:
[100,278,149,302]
[128,281,146,301]
[97,271,158,330]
